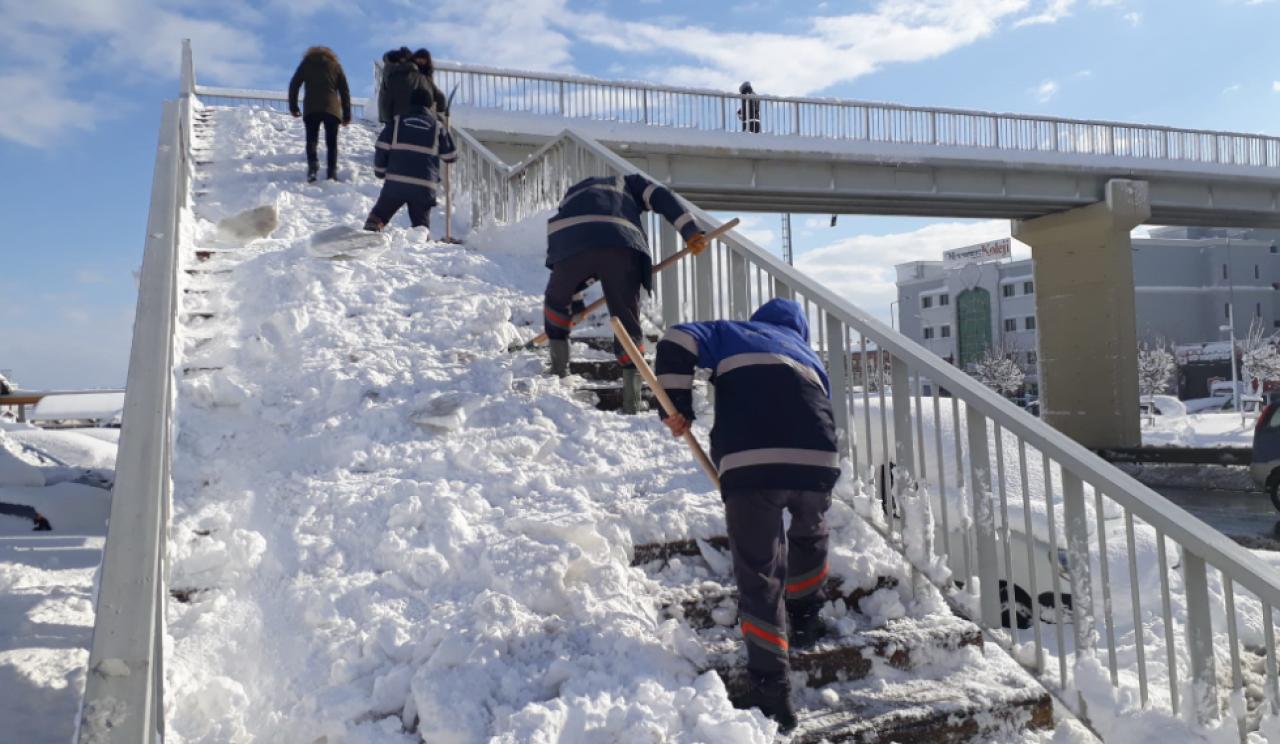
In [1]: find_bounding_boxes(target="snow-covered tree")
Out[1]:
[1242,318,1280,393]
[1136,340,1176,397]
[971,344,1025,396]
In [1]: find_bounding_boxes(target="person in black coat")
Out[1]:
[738,81,761,134]
[288,46,352,181]
[411,48,449,118]
[379,47,431,123]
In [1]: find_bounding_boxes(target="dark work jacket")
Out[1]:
[654,298,840,492]
[545,174,700,293]
[288,49,351,121]
[373,107,457,204]
[379,61,440,123]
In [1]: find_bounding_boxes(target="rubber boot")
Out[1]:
[548,339,570,378]
[737,672,797,733]
[621,368,643,415]
[307,160,319,183]
[787,601,827,649]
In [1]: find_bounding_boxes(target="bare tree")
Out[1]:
[971,342,1025,396]
[1242,317,1280,393]
[1136,340,1176,397]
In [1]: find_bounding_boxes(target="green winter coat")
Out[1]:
[289,47,352,121]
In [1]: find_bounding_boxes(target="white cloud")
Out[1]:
[733,215,778,247]
[397,0,576,72]
[794,220,1024,324]
[1015,0,1076,27]
[1033,79,1059,102]
[1272,81,1280,93]
[1224,83,1242,94]
[0,0,269,147]
[1123,11,1142,25]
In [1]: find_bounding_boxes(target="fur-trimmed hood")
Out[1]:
[304,46,339,62]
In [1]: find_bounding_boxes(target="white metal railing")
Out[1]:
[462,126,1280,737]
[74,41,192,744]
[436,61,1280,169]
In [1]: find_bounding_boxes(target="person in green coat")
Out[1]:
[288,46,352,182]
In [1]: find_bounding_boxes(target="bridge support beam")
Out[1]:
[1013,179,1150,449]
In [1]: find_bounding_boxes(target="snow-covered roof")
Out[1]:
[29,393,125,423]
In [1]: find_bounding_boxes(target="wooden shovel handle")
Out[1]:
[529,217,741,347]
[610,317,720,489]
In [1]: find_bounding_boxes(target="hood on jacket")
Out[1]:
[750,298,809,342]
[304,46,338,62]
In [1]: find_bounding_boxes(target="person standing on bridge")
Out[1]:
[288,46,352,182]
[737,82,761,134]
[363,89,456,233]
[543,174,708,414]
[653,297,841,732]
[379,47,432,123]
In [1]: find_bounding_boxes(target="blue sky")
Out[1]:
[2,0,1279,388]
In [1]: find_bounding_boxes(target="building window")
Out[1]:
[940,325,951,338]
[1257,265,1262,280]
[1223,264,1229,280]
[923,327,935,340]
[1023,280,1035,295]
[1259,303,1264,318]
[1272,245,1278,254]
[1025,316,1037,331]
[922,295,933,309]
[939,294,950,306]
[1004,318,1017,332]
[1026,351,1038,366]
[1002,284,1015,298]
[1226,303,1231,319]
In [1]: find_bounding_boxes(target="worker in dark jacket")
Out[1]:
[379,47,432,123]
[288,46,352,182]
[653,298,841,732]
[737,81,761,134]
[544,174,707,413]
[364,89,456,232]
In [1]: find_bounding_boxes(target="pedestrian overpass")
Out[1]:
[76,42,1280,743]
[430,61,1280,451]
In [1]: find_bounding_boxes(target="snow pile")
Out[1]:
[0,428,46,487]
[1143,411,1254,448]
[166,105,775,743]
[28,392,124,425]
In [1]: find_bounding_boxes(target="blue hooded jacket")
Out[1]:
[654,299,840,492]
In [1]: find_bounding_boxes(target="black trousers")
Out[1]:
[724,489,832,676]
[544,245,644,365]
[365,193,431,230]
[304,113,340,174]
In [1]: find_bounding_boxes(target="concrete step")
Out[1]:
[669,575,899,632]
[633,536,729,566]
[784,652,1054,743]
[707,615,983,697]
[569,359,624,381]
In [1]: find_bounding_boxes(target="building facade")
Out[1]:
[895,228,1280,397]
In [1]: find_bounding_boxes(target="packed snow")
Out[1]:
[28,392,125,425]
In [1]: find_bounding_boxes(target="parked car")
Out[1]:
[1251,401,1280,510]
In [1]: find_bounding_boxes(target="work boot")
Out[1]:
[736,671,797,733]
[787,601,827,649]
[548,339,570,378]
[307,160,319,183]
[327,166,338,181]
[621,368,644,414]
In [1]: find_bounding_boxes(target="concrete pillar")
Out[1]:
[1013,179,1150,449]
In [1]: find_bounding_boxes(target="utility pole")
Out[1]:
[781,213,793,265]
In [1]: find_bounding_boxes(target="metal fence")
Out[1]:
[192,86,370,120]
[455,126,1280,737]
[436,61,1280,169]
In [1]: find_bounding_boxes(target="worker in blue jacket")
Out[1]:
[653,298,841,732]
[364,89,456,232]
[544,173,707,413]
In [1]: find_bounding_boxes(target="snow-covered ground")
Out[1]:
[1142,411,1254,448]
[0,423,116,743]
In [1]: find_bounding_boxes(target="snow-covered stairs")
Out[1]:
[632,534,1054,742]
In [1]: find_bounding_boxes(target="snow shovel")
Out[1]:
[523,217,741,349]
[610,317,720,489]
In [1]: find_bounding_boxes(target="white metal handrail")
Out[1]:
[75,43,193,744]
[193,84,370,119]
[463,125,1280,736]
[435,61,1280,169]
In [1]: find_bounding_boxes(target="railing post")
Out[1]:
[891,355,914,483]
[1183,552,1221,723]
[558,81,566,116]
[729,249,749,321]
[966,410,1002,628]
[180,38,195,97]
[659,220,680,326]
[794,101,802,136]
[694,241,714,320]
[827,316,851,449]
[1061,471,1097,654]
[642,89,649,125]
[17,404,26,423]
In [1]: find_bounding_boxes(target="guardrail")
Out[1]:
[193,84,370,120]
[483,126,1280,736]
[0,390,126,423]
[74,41,193,744]
[434,61,1280,170]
